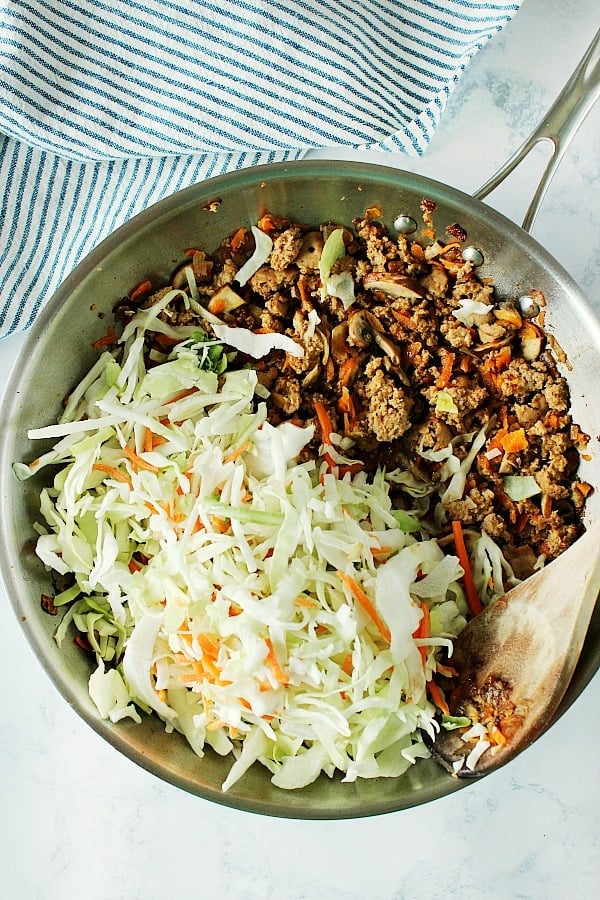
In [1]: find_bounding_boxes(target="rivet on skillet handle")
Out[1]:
[474,28,600,233]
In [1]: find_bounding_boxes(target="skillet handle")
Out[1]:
[473,28,600,233]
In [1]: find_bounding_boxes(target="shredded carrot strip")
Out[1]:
[413,601,430,667]
[92,463,132,488]
[436,663,459,678]
[392,309,416,330]
[337,386,356,418]
[143,427,154,454]
[459,354,471,373]
[207,296,227,315]
[371,545,393,562]
[337,571,391,643]
[211,516,230,534]
[92,326,117,349]
[167,386,199,403]
[197,633,220,658]
[500,428,528,454]
[338,355,360,388]
[206,719,227,732]
[123,443,160,473]
[340,653,354,676]
[294,596,319,608]
[313,399,334,445]
[489,724,507,746]
[224,440,253,463]
[573,480,592,497]
[427,678,450,716]
[296,277,311,305]
[129,279,152,302]
[436,352,455,389]
[265,638,288,685]
[230,226,247,251]
[451,520,483,616]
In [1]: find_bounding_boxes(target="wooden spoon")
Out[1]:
[429,519,600,777]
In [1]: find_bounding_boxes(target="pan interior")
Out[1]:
[1,160,598,818]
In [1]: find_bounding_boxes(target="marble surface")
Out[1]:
[1,1,599,897]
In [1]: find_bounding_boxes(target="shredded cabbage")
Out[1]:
[22,321,470,792]
[234,226,273,286]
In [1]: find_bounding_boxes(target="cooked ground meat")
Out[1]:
[116,209,591,585]
[363,363,413,442]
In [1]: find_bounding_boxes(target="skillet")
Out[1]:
[0,31,598,819]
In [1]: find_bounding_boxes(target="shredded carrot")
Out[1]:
[573,480,592,498]
[412,601,430,667]
[143,427,154,454]
[123,443,160,473]
[207,296,227,315]
[313,399,334,444]
[153,333,181,349]
[338,355,360,388]
[337,386,356,418]
[211,516,230,534]
[489,724,507,746]
[451,520,483,616]
[337,570,391,644]
[427,678,450,716]
[206,719,227,732]
[92,326,117,349]
[436,663,459,679]
[265,638,288,685]
[230,226,247,252]
[167,386,199,403]
[459,354,471,373]
[256,214,277,234]
[297,277,311,305]
[223,440,253,463]
[92,462,132,488]
[197,633,220,659]
[500,428,528,454]
[371,545,393,562]
[294,596,319,608]
[340,653,354,676]
[392,309,416,330]
[436,352,455,389]
[129,279,152,302]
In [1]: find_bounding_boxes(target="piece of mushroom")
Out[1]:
[348,309,379,348]
[363,272,426,300]
[519,322,545,361]
[295,231,324,271]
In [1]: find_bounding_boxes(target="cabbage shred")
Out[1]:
[21,325,471,792]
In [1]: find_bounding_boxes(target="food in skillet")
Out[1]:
[17,206,591,787]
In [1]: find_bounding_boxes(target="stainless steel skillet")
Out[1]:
[0,31,598,819]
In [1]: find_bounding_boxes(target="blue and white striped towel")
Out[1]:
[0,0,522,338]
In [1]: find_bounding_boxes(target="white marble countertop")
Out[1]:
[1,1,599,898]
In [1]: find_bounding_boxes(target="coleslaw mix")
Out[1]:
[16,230,512,791]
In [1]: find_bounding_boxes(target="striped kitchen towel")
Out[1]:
[0,0,522,337]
